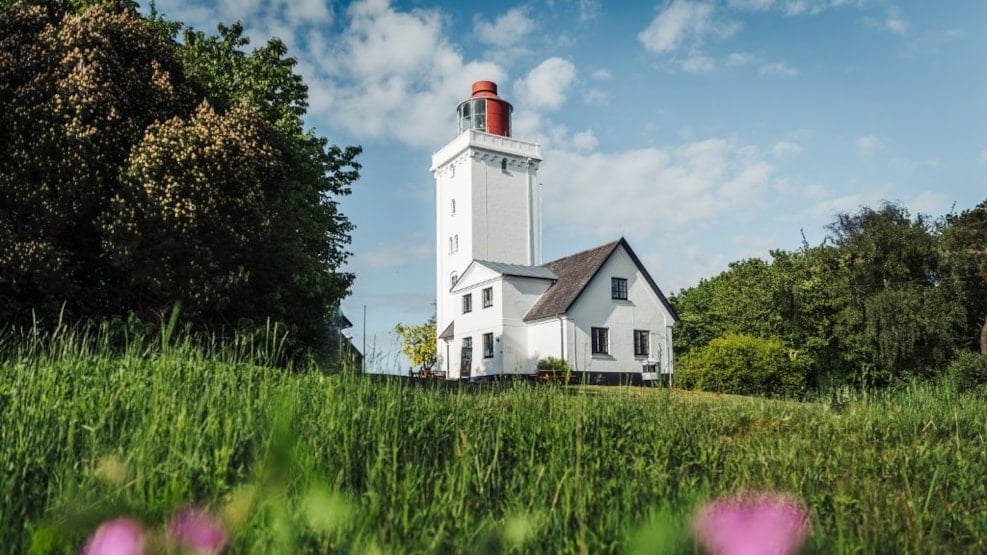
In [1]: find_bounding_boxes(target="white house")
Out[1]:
[432,81,678,383]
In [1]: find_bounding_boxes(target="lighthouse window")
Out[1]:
[458,99,487,133]
[454,235,459,251]
[501,158,507,172]
[451,198,456,215]
[450,272,458,290]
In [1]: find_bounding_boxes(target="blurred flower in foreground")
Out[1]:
[82,517,145,555]
[693,492,811,555]
[168,506,228,554]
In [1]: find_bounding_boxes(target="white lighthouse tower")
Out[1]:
[431,81,543,377]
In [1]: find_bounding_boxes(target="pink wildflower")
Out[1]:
[168,506,228,554]
[82,517,145,555]
[693,492,811,555]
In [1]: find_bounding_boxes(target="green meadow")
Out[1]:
[1,330,984,554]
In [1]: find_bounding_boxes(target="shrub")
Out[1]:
[678,334,806,398]
[946,351,987,393]
[537,356,571,373]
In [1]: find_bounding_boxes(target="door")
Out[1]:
[460,337,472,378]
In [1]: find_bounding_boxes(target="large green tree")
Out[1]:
[0,1,359,357]
[941,199,987,354]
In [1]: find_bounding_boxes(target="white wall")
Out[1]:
[432,131,542,378]
[565,245,675,375]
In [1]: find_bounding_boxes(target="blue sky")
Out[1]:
[144,0,986,371]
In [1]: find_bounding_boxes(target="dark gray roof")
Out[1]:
[475,260,557,280]
[438,321,455,339]
[523,240,620,321]
[523,238,679,322]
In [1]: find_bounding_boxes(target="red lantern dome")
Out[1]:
[457,80,513,137]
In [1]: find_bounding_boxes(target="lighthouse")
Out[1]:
[429,81,678,382]
[431,81,543,376]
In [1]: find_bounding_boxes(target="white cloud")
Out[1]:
[979,150,987,165]
[759,61,799,76]
[807,185,891,216]
[474,7,536,48]
[579,0,601,21]
[679,54,716,72]
[856,135,882,153]
[906,191,948,215]
[725,52,754,67]
[514,57,578,111]
[571,130,599,152]
[772,141,803,157]
[882,6,909,35]
[591,69,612,80]
[638,0,739,55]
[540,138,776,239]
[307,0,505,148]
[728,0,864,16]
[582,88,610,105]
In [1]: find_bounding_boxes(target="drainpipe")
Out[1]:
[556,313,565,362]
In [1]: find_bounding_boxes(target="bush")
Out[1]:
[946,351,987,393]
[537,356,571,372]
[676,334,806,398]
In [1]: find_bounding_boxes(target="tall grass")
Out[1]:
[1,328,984,553]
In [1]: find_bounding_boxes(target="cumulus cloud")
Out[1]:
[307,0,504,148]
[638,0,739,55]
[540,138,775,239]
[514,57,578,111]
[571,130,599,152]
[474,7,536,48]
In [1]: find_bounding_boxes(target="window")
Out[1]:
[483,332,494,358]
[451,198,456,215]
[482,287,493,308]
[611,277,628,300]
[591,327,609,355]
[449,237,454,253]
[501,158,507,172]
[462,336,472,361]
[450,272,458,290]
[634,330,650,357]
[462,293,472,314]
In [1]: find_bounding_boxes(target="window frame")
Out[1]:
[482,286,493,308]
[483,332,494,358]
[634,329,650,357]
[462,293,472,314]
[611,277,628,300]
[591,327,609,355]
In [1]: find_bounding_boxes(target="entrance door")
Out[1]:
[460,337,472,378]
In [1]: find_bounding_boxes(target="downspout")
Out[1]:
[557,313,565,362]
[527,158,535,265]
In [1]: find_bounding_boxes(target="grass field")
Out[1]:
[1,329,985,553]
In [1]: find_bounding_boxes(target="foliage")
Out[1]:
[2,331,986,553]
[677,333,806,398]
[672,201,976,392]
[537,356,571,372]
[946,351,987,394]
[0,2,359,356]
[394,317,437,369]
[941,199,987,353]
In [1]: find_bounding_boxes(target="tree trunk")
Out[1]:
[981,315,987,355]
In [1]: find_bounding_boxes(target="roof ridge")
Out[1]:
[540,238,621,267]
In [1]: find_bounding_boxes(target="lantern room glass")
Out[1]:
[458,98,487,133]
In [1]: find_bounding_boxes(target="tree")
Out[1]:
[941,199,987,354]
[826,203,964,385]
[394,317,437,370]
[0,2,360,358]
